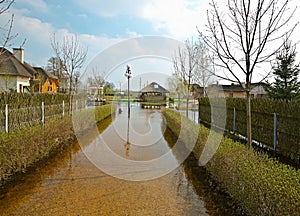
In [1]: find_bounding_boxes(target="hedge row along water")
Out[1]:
[0,104,114,184]
[162,108,300,216]
[198,98,300,162]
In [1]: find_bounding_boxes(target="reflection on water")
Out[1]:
[124,114,130,157]
[0,104,243,215]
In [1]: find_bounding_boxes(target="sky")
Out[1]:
[0,0,211,90]
[1,0,300,90]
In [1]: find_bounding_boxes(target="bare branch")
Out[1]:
[51,34,88,95]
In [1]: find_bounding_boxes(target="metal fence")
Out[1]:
[198,102,300,161]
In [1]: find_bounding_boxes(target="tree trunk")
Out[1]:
[246,90,252,148]
[186,95,189,118]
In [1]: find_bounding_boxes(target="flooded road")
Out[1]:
[0,104,242,215]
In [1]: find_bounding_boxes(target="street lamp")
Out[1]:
[124,64,132,118]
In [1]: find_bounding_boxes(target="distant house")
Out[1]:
[87,83,104,98]
[33,67,59,93]
[140,82,169,108]
[0,48,36,93]
[208,83,267,98]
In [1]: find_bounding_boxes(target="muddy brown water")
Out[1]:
[0,104,244,215]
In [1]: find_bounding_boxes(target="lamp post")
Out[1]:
[124,64,132,118]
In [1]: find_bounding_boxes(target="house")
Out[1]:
[140,82,169,108]
[207,82,268,98]
[33,67,59,93]
[0,47,60,94]
[0,48,36,93]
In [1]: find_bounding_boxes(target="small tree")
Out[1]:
[51,34,87,111]
[173,38,200,117]
[194,42,215,96]
[51,34,87,95]
[266,39,300,101]
[46,56,68,93]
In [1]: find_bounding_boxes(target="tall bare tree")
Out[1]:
[51,34,87,112]
[200,0,298,147]
[173,38,200,117]
[194,42,215,96]
[51,34,88,95]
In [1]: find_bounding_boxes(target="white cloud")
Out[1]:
[126,30,143,38]
[17,0,48,13]
[74,0,148,17]
[1,11,124,67]
[74,0,209,39]
[142,0,198,38]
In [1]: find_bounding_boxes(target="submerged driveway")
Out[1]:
[0,104,241,215]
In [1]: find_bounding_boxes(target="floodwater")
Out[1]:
[0,103,243,216]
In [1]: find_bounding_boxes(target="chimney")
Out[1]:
[13,47,24,64]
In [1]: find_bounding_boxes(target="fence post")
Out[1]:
[76,100,78,112]
[62,100,65,117]
[273,113,277,154]
[5,104,8,133]
[233,107,236,133]
[198,98,200,124]
[41,102,45,124]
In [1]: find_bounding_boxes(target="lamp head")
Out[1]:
[126,64,131,73]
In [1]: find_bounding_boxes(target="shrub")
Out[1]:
[162,108,300,216]
[0,104,114,183]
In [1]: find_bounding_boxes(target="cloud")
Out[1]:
[74,0,148,17]
[126,30,143,38]
[142,0,208,38]
[73,0,209,39]
[1,10,124,67]
[16,0,49,13]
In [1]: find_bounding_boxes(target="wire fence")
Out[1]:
[0,100,86,133]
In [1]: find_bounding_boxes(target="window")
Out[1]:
[19,84,23,93]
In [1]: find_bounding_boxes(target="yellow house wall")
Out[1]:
[41,78,58,93]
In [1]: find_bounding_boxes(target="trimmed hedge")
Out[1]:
[0,104,114,183]
[162,108,300,216]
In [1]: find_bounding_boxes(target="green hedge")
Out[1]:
[162,108,300,216]
[198,98,300,161]
[0,104,114,183]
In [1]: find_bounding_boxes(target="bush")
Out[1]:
[0,104,114,183]
[162,108,300,216]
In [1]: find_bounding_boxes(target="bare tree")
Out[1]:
[51,34,88,95]
[87,67,106,98]
[0,0,16,54]
[194,42,215,96]
[173,38,199,117]
[200,0,298,147]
